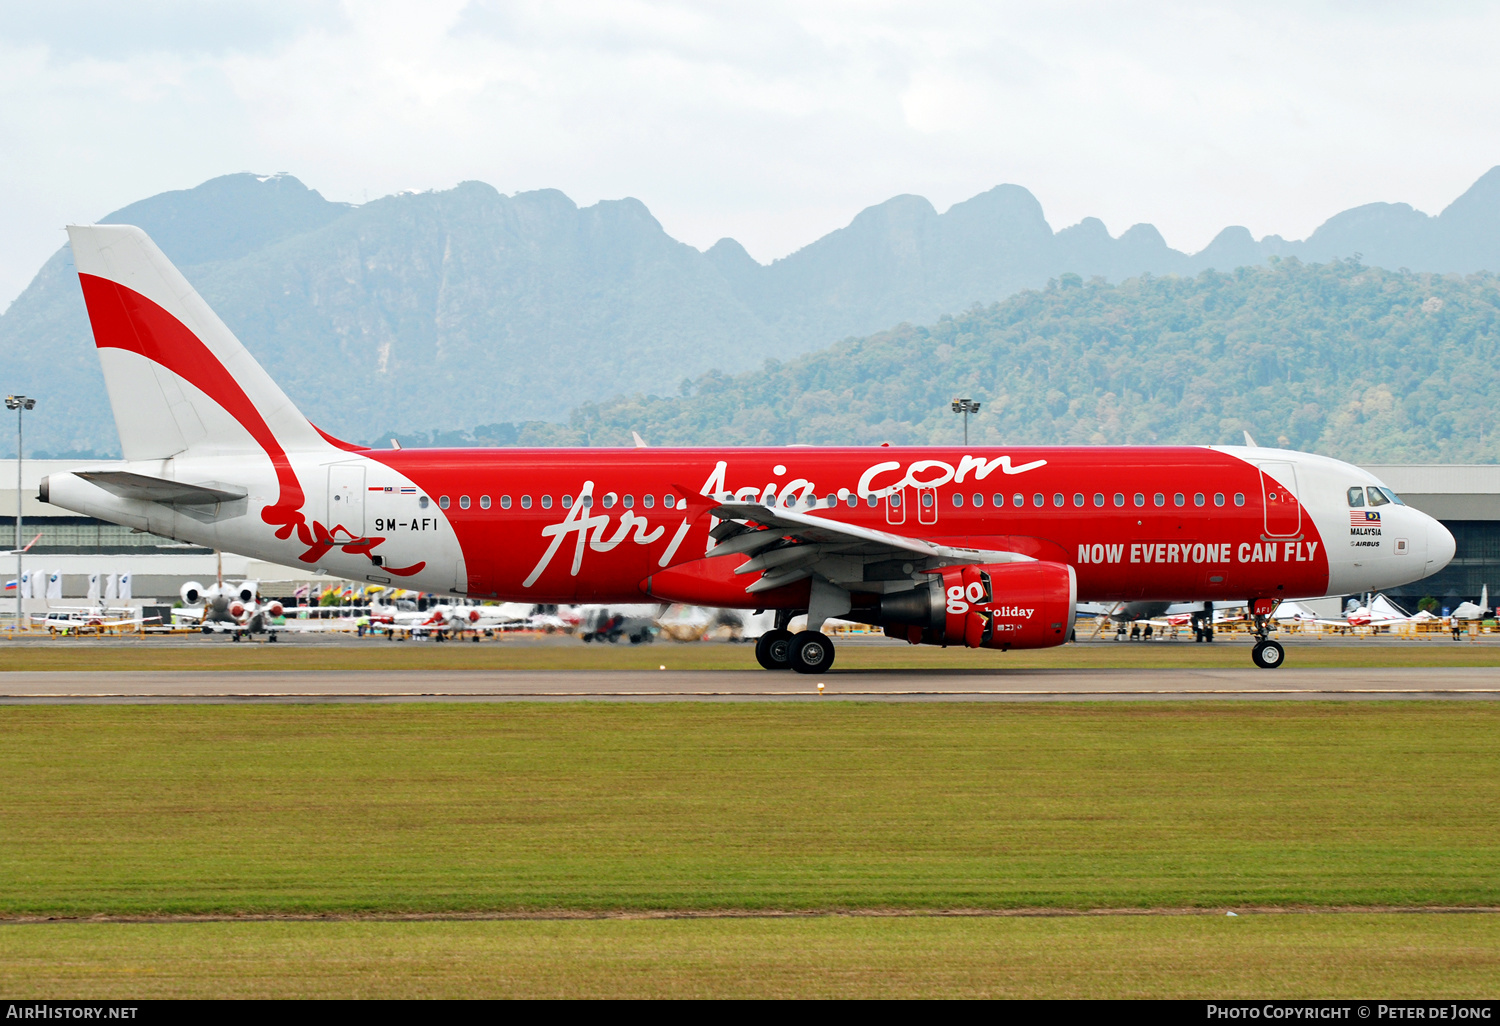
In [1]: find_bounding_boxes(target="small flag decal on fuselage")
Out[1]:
[1351,510,1381,526]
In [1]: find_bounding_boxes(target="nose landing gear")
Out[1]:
[1251,639,1285,668]
[1249,605,1284,669]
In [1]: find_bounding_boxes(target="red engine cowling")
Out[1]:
[886,561,1076,650]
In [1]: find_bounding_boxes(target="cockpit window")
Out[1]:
[1367,486,1392,507]
[1347,487,1365,508]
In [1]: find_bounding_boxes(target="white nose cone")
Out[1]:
[1426,517,1457,577]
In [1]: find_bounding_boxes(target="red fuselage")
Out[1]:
[356,444,1329,605]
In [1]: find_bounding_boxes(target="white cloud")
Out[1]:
[3,0,1500,307]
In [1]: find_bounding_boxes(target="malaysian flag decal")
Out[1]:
[1351,510,1381,527]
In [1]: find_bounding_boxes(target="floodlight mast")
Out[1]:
[6,395,34,630]
[950,397,981,446]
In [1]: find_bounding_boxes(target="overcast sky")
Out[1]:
[2,0,1499,308]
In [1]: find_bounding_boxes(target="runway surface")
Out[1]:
[2,667,1498,702]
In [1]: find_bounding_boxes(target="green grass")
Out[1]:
[1,915,1496,998]
[2,703,1498,916]
[5,637,1500,671]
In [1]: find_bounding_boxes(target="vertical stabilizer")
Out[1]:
[66,224,326,461]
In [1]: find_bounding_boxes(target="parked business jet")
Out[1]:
[1451,586,1490,622]
[39,226,1456,671]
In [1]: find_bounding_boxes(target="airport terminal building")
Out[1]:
[2,459,1497,616]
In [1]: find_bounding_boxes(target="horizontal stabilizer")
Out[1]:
[76,470,247,506]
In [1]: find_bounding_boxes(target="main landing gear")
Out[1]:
[754,613,837,675]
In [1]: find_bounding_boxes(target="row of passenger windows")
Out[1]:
[436,493,681,511]
[950,491,1246,509]
[431,489,1247,512]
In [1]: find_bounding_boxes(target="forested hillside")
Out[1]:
[478,260,1500,464]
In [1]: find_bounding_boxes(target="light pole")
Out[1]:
[951,397,981,446]
[7,396,35,630]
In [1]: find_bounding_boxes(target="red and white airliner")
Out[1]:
[40,226,1456,671]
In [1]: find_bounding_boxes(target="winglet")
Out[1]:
[1243,430,1259,448]
[671,484,719,523]
[632,431,649,448]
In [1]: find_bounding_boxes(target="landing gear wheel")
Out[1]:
[755,629,795,671]
[1251,639,1285,669]
[790,631,835,675]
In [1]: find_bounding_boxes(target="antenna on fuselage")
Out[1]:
[632,431,649,448]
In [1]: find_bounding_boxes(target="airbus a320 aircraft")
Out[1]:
[40,226,1456,671]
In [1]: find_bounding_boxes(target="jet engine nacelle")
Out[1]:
[236,582,258,604]
[180,581,205,606]
[876,561,1076,650]
[263,601,284,619]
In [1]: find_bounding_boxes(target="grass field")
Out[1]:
[3,914,1497,998]
[4,636,1500,671]
[3,703,1497,916]
[5,701,1498,998]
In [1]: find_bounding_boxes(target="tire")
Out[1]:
[1251,639,1285,669]
[790,631,836,675]
[755,629,795,670]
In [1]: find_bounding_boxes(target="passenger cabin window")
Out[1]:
[1174,493,1185,507]
[1193,493,1205,507]
[1214,493,1225,507]
[541,495,553,509]
[521,495,532,509]
[479,495,490,510]
[1154,493,1165,507]
[1053,493,1064,507]
[459,495,470,509]
[993,493,1004,507]
[973,493,985,507]
[582,495,593,508]
[826,494,837,506]
[846,494,857,508]
[1134,493,1145,507]
[922,492,935,507]
[643,494,655,509]
[1367,487,1391,507]
[1032,493,1044,507]
[439,495,450,510]
[866,495,878,508]
[1012,493,1022,507]
[603,493,616,509]
[1073,493,1084,507]
[953,493,964,507]
[418,495,429,509]
[1094,493,1105,508]
[622,495,634,508]
[500,495,512,509]
[561,495,572,509]
[1347,487,1365,507]
[1113,493,1125,507]
[1234,493,1245,506]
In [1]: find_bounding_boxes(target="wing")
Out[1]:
[705,500,1034,596]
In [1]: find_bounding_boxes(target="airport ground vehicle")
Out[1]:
[40,225,1455,672]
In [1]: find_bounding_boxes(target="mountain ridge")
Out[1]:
[4,167,1499,456]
